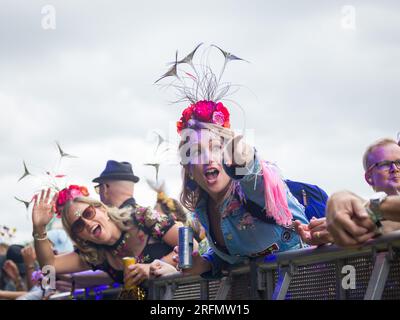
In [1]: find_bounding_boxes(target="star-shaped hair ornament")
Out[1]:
[56,141,78,159]
[154,50,179,84]
[152,131,168,154]
[18,160,33,182]
[144,163,160,184]
[176,42,203,66]
[211,44,249,83]
[155,43,248,106]
[211,44,248,63]
[14,196,33,211]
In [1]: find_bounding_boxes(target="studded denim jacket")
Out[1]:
[197,154,309,277]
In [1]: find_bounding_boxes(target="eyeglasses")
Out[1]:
[71,205,97,235]
[368,159,400,172]
[94,183,109,195]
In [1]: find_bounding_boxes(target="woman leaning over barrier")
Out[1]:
[151,44,310,278]
[32,185,188,299]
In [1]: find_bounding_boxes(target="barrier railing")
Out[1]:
[49,231,400,300]
[147,230,400,300]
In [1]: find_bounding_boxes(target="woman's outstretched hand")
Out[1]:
[32,188,57,231]
[149,259,180,278]
[294,218,334,246]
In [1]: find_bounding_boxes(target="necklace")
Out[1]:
[107,231,131,257]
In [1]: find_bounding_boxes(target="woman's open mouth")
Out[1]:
[91,224,102,238]
[204,167,220,184]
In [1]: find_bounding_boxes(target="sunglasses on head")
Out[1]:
[71,205,97,235]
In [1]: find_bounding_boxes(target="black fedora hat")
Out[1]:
[92,160,140,184]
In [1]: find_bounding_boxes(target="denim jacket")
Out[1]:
[197,154,309,277]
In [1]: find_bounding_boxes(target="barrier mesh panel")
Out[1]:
[173,282,201,300]
[282,263,337,300]
[227,273,251,300]
[209,280,222,299]
[171,280,222,300]
[382,259,400,300]
[155,251,400,300]
[345,256,373,300]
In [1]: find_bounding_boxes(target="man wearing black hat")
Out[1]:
[93,160,140,209]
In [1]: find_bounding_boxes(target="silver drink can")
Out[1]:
[178,226,193,269]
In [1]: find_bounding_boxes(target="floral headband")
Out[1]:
[55,185,89,218]
[155,44,244,135]
[177,100,230,134]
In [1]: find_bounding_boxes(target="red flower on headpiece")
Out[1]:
[176,120,184,134]
[176,100,231,134]
[55,185,90,218]
[193,101,215,122]
[182,104,194,122]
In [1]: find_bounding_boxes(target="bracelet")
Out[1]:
[365,206,383,235]
[35,236,48,241]
[33,231,48,241]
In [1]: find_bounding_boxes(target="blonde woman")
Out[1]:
[32,185,185,297]
[152,45,309,278]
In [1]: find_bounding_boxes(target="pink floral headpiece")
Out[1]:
[55,185,89,218]
[177,100,230,134]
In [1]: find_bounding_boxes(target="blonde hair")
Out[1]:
[179,123,235,212]
[362,138,398,171]
[61,197,132,266]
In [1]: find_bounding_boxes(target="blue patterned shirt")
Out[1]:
[197,155,309,276]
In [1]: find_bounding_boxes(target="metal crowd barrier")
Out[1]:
[49,231,400,300]
[147,230,400,300]
[49,286,121,300]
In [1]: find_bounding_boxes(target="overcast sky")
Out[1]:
[1,0,399,244]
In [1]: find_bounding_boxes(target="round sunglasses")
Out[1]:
[71,205,97,235]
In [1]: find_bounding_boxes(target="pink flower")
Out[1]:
[55,185,90,218]
[193,101,215,122]
[212,111,225,126]
[215,102,230,128]
[69,188,82,199]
